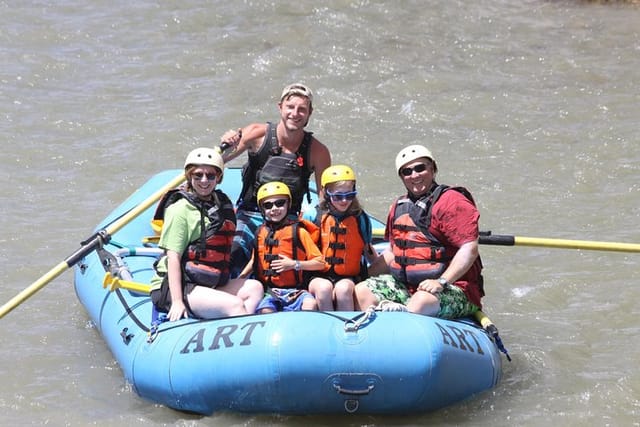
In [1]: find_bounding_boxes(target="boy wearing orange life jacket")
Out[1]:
[239,181,326,313]
[308,165,379,311]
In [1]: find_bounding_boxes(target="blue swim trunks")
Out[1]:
[256,288,315,312]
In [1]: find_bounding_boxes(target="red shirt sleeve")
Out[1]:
[430,190,479,248]
[383,199,398,241]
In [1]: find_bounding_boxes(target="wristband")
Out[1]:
[437,277,452,289]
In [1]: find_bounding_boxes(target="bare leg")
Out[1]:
[217,278,264,314]
[308,277,334,311]
[187,286,247,318]
[406,291,440,316]
[235,279,264,313]
[301,296,318,311]
[333,278,355,311]
[354,281,379,310]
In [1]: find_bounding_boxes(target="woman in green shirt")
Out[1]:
[150,148,263,321]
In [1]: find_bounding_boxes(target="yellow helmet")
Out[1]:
[257,181,291,205]
[184,147,225,182]
[395,145,437,175]
[321,165,356,188]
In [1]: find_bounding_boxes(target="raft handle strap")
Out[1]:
[486,323,512,362]
[344,305,376,332]
[333,382,375,396]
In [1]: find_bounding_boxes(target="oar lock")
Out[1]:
[80,229,112,248]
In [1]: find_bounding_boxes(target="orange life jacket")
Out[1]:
[319,213,367,278]
[254,219,319,288]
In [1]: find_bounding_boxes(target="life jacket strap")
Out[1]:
[330,226,347,235]
[394,256,437,266]
[326,256,345,265]
[264,253,279,262]
[329,241,346,250]
[394,239,430,249]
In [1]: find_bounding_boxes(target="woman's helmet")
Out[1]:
[184,147,225,182]
[394,145,437,175]
[257,181,291,205]
[321,165,356,188]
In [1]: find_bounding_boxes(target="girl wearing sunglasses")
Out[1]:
[240,181,326,313]
[308,165,379,311]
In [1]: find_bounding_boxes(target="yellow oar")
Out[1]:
[103,272,151,294]
[0,172,186,319]
[474,310,496,330]
[478,233,640,253]
[373,228,640,253]
[372,228,385,238]
[142,235,160,244]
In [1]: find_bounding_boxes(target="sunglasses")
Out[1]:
[192,172,219,181]
[400,163,428,177]
[326,190,357,202]
[261,199,288,210]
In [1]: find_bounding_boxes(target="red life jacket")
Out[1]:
[154,189,236,288]
[319,212,367,278]
[389,184,474,290]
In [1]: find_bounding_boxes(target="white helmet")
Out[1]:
[184,147,225,182]
[394,145,437,175]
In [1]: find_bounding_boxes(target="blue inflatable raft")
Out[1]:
[73,168,503,415]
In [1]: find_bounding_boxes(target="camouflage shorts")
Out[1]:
[360,274,479,319]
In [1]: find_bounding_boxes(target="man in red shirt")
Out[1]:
[354,145,484,318]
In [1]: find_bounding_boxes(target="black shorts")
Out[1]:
[309,272,359,284]
[150,275,196,316]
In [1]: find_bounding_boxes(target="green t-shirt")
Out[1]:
[150,199,209,290]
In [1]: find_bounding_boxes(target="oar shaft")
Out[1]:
[0,261,68,318]
[0,172,186,320]
[378,229,640,253]
[480,234,640,253]
[0,234,106,319]
[516,236,640,252]
[104,173,186,237]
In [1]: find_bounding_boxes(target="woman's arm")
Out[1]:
[166,249,188,321]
